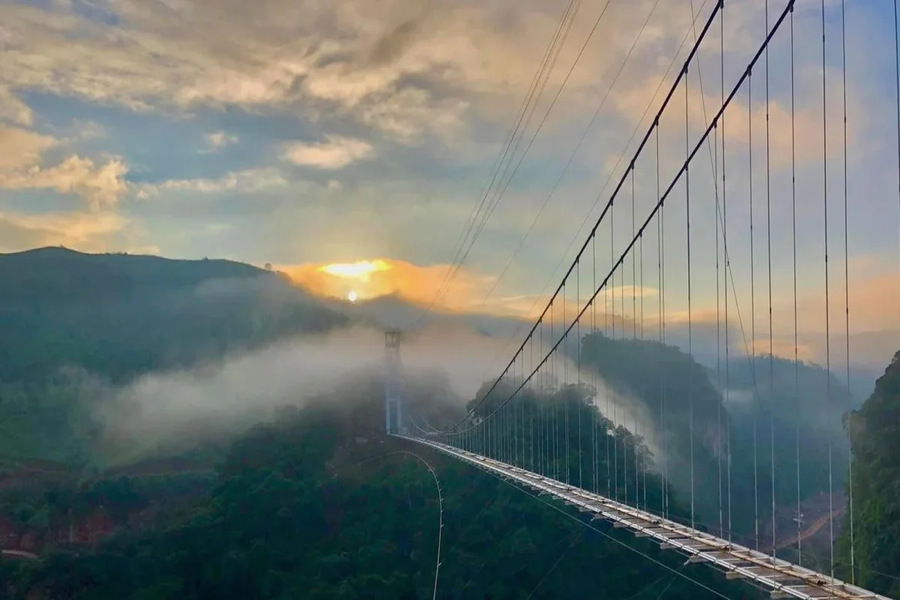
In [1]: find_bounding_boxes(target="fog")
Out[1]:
[91,317,668,466]
[94,323,523,458]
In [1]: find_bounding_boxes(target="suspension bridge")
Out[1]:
[380,0,898,598]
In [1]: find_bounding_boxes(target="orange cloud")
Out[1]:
[278,258,496,312]
[281,262,660,321]
[317,259,391,282]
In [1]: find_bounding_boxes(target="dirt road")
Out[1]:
[770,507,846,552]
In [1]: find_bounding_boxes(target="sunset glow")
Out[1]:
[279,258,514,314]
[318,260,391,282]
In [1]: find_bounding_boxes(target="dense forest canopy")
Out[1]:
[1,401,757,599]
[838,352,900,597]
[581,332,850,540]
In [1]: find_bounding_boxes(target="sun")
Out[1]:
[319,260,391,283]
[347,290,358,303]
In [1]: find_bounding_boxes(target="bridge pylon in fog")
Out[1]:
[384,329,405,435]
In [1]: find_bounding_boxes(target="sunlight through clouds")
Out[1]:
[0,0,895,373]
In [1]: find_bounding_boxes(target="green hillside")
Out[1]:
[0,391,753,600]
[0,248,345,463]
[839,352,900,596]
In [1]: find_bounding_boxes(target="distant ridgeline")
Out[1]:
[579,332,850,542]
[0,247,345,382]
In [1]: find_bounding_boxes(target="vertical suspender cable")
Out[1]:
[623,167,633,505]
[766,0,777,559]
[632,168,637,340]
[510,370,514,462]
[821,0,836,583]
[640,202,647,511]
[841,0,855,582]
[548,302,559,480]
[613,186,628,504]
[577,260,583,490]
[749,70,759,551]
[550,303,554,475]
[791,4,802,565]
[489,382,493,459]
[519,349,523,466]
[529,335,533,470]
[552,301,557,480]
[525,345,528,466]
[621,184,628,503]
[564,279,570,483]
[715,140,723,535]
[537,318,547,475]
[682,1,707,528]
[661,141,668,521]
[715,12,724,541]
[631,166,638,506]
[503,381,507,462]
[500,380,515,463]
[895,0,900,279]
[721,1,733,541]
[657,123,665,517]
[613,193,620,501]
[592,233,598,494]
[606,213,612,497]
[686,60,696,530]
[540,319,545,474]
[502,374,506,462]
[622,254,628,504]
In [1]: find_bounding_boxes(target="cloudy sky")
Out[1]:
[1,0,898,366]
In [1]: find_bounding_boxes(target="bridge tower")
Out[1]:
[384,329,404,435]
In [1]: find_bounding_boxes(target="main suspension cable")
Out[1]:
[439,1,726,433]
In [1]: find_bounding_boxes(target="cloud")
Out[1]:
[202,130,238,152]
[0,87,33,126]
[134,168,288,198]
[0,126,55,169]
[0,209,128,252]
[0,125,129,208]
[284,135,374,169]
[614,72,849,171]
[0,156,129,209]
[279,257,494,312]
[791,270,900,335]
[70,120,107,140]
[0,0,656,143]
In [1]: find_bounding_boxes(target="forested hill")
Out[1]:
[581,332,850,541]
[0,247,345,383]
[0,247,265,305]
[0,247,346,463]
[840,351,900,596]
[0,397,753,599]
